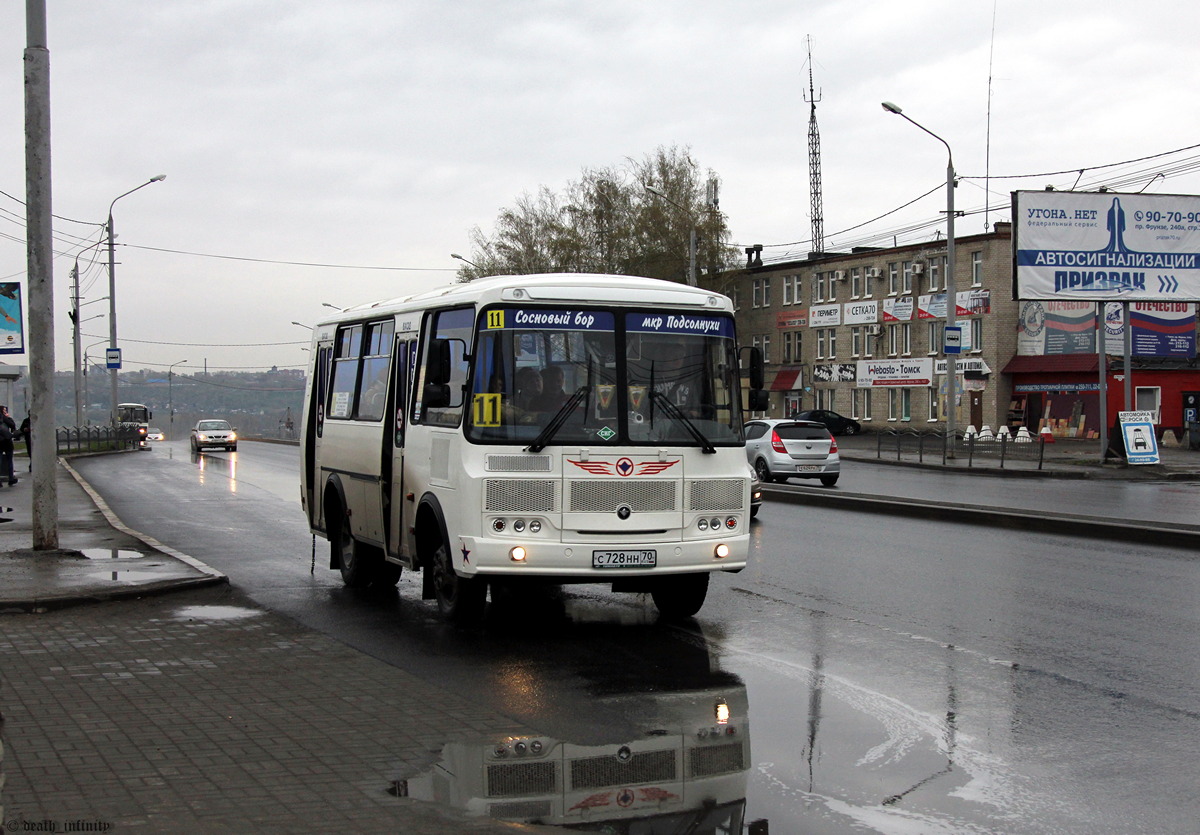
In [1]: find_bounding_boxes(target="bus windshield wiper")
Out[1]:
[650,390,716,454]
[526,385,589,453]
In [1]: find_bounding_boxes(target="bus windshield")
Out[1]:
[466,307,744,447]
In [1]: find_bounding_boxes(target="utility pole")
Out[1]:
[71,261,82,425]
[24,0,58,549]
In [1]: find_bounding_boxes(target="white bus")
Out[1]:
[299,274,765,622]
[116,402,152,449]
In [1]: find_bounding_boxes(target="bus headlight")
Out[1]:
[715,698,730,725]
[697,518,709,531]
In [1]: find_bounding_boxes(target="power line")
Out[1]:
[81,331,306,348]
[120,242,456,272]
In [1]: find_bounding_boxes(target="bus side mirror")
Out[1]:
[426,338,453,385]
[741,346,767,411]
[423,383,451,408]
[743,346,764,390]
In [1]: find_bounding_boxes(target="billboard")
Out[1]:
[1013,190,1200,301]
[856,358,933,388]
[0,283,25,355]
[1017,299,1197,357]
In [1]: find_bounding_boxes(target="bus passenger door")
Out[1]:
[304,342,333,530]
[386,334,416,563]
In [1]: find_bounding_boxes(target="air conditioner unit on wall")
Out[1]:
[865,267,880,279]
[867,325,882,336]
[912,262,925,275]
[832,270,846,281]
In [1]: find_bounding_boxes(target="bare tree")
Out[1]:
[457,145,737,283]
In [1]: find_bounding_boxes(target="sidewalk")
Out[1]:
[836,431,1200,480]
[0,458,551,834]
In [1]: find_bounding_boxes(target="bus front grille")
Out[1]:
[485,479,558,513]
[689,741,745,777]
[569,749,677,790]
[568,480,677,513]
[688,479,744,511]
[487,760,559,797]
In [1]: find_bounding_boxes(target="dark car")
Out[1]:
[794,409,861,436]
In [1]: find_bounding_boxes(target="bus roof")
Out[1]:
[317,274,733,330]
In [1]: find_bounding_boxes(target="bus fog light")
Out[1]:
[529,520,541,533]
[714,543,730,559]
[697,518,709,531]
[709,517,721,530]
[715,698,730,725]
[513,519,525,532]
[510,546,527,562]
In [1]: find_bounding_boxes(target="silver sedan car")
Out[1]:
[744,418,840,487]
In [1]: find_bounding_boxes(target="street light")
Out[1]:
[291,321,310,329]
[107,174,166,424]
[882,102,958,455]
[168,359,188,440]
[645,185,697,286]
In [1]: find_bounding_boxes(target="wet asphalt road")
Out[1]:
[71,441,1200,834]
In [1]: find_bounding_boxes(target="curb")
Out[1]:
[763,483,1200,550]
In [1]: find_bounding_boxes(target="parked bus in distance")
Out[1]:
[116,402,153,449]
[299,274,765,622]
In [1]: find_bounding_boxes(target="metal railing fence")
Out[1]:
[874,428,1047,470]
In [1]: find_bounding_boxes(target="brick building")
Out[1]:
[706,223,1021,432]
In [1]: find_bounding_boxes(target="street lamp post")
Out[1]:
[882,102,958,455]
[107,175,165,424]
[645,185,697,286]
[168,359,187,440]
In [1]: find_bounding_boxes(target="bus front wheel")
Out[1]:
[431,540,487,622]
[651,572,710,619]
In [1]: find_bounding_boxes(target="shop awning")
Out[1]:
[1001,355,1099,375]
[770,367,804,391]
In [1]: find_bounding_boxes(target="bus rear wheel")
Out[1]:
[651,572,710,619]
[431,540,486,623]
[331,509,399,588]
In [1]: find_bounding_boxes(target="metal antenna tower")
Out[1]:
[804,36,825,255]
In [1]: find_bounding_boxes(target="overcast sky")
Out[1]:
[4,1,1200,374]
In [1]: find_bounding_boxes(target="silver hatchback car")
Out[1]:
[744,418,840,486]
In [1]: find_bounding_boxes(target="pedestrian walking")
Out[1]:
[19,413,30,471]
[0,405,17,485]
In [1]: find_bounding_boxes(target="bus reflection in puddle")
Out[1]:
[397,683,751,832]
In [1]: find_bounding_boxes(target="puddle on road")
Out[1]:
[172,604,262,621]
[393,684,752,830]
[86,569,169,582]
[80,548,148,560]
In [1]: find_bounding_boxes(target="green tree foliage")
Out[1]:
[457,145,737,283]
